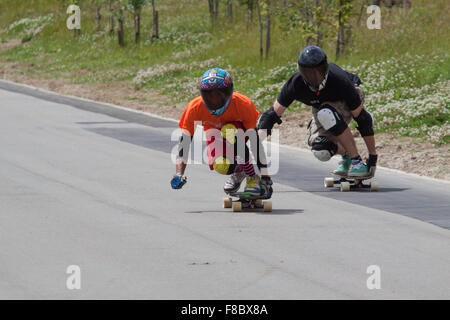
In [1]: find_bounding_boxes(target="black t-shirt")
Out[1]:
[277,63,362,110]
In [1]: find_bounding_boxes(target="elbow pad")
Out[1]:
[354,109,374,137]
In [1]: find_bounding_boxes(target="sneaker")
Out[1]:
[348,159,369,177]
[333,155,351,176]
[223,171,246,193]
[244,175,262,195]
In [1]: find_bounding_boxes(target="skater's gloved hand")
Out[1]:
[367,154,378,175]
[367,154,378,168]
[261,175,273,186]
[171,173,187,189]
[261,175,273,198]
[257,107,282,136]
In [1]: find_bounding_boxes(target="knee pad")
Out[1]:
[213,156,236,175]
[311,136,337,162]
[317,105,347,136]
[221,123,238,144]
[354,109,374,136]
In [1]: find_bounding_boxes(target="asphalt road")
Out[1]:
[0,81,449,299]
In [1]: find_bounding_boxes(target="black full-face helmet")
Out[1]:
[298,46,329,92]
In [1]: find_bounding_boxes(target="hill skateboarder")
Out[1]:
[257,46,378,177]
[171,68,273,197]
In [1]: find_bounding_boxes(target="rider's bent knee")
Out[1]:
[317,105,347,136]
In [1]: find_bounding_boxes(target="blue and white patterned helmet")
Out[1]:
[199,68,234,117]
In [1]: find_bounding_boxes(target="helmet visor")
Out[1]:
[299,66,326,90]
[201,88,229,111]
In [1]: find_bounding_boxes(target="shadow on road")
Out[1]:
[185,209,303,215]
[276,188,410,193]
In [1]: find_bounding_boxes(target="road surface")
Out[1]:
[0,80,449,299]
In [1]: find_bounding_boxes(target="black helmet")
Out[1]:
[298,46,329,91]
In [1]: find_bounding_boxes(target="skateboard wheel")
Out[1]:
[370,181,379,192]
[340,181,350,192]
[223,197,232,208]
[255,199,263,206]
[324,177,334,188]
[232,202,242,212]
[263,201,272,212]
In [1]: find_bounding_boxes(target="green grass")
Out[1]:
[0,0,449,144]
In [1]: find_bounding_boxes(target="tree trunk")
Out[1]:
[214,0,219,23]
[208,0,215,28]
[357,0,367,25]
[135,13,140,43]
[345,24,352,48]
[118,8,124,46]
[303,0,314,46]
[313,0,322,47]
[214,0,219,25]
[227,0,233,25]
[208,0,219,29]
[336,0,344,60]
[247,0,254,31]
[265,4,271,59]
[256,0,263,60]
[109,1,114,35]
[151,0,159,41]
[96,6,101,31]
[152,11,159,41]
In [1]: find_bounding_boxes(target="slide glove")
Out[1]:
[366,154,378,175]
[257,107,282,136]
[171,174,187,189]
[261,175,273,198]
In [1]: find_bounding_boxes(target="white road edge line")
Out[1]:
[1,78,449,185]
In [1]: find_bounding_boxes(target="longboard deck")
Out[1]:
[325,174,379,192]
[228,191,270,200]
[330,173,374,181]
[224,192,272,212]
